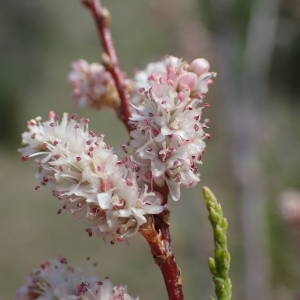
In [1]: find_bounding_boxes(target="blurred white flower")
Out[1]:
[130,56,215,201]
[20,112,163,241]
[279,190,300,225]
[68,59,119,110]
[16,257,138,300]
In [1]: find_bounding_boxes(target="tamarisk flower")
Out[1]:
[16,257,138,300]
[130,56,215,201]
[68,59,119,110]
[20,112,163,241]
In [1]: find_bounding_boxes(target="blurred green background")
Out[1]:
[1,0,300,299]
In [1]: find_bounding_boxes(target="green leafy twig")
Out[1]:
[202,186,232,300]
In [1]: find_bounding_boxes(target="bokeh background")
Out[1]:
[1,0,300,299]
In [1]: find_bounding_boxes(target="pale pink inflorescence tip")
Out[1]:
[19,112,163,241]
[68,59,119,110]
[129,56,215,201]
[189,58,210,76]
[16,257,138,300]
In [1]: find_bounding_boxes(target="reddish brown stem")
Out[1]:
[83,0,132,131]
[142,184,184,299]
[140,212,184,300]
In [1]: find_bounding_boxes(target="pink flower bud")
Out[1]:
[178,72,198,91]
[190,58,210,76]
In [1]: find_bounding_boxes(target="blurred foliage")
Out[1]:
[1,0,300,300]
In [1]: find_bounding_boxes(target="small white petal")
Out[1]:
[97,192,113,209]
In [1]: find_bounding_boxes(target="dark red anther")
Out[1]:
[89,130,96,137]
[126,179,133,186]
[27,120,36,126]
[121,144,128,154]
[76,282,89,296]
[42,176,49,183]
[58,256,68,264]
[70,113,78,120]
[85,228,93,237]
[92,207,100,214]
[205,133,212,139]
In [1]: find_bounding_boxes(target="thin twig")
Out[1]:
[82,0,132,130]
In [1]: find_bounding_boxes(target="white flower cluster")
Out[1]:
[16,257,138,300]
[69,59,119,110]
[129,56,215,201]
[20,112,163,241]
[21,55,214,239]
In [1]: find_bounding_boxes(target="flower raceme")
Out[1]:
[68,56,214,202]
[129,56,216,201]
[16,257,138,300]
[19,112,163,241]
